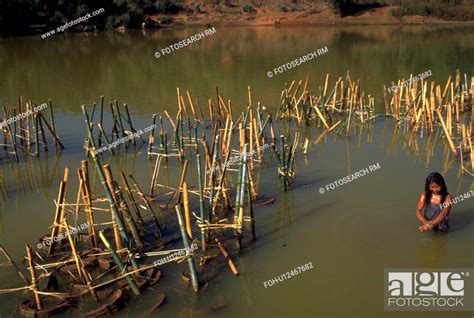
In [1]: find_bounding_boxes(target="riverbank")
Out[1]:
[2,1,474,38]
[154,4,474,27]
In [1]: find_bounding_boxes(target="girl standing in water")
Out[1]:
[415,172,452,232]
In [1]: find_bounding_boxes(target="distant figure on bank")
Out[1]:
[415,172,452,232]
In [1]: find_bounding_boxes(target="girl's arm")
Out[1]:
[415,192,428,224]
[429,194,452,226]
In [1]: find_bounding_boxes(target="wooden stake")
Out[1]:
[0,245,29,285]
[174,205,199,291]
[48,167,69,256]
[213,236,239,276]
[436,109,457,155]
[183,181,193,239]
[81,105,139,269]
[26,244,43,310]
[98,231,141,296]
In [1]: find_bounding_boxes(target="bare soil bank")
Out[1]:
[146,2,474,28]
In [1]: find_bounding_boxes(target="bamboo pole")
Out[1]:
[236,145,248,248]
[81,105,139,270]
[47,99,57,148]
[18,96,24,146]
[26,244,43,310]
[0,245,29,284]
[468,126,473,172]
[175,160,189,205]
[34,113,39,156]
[196,152,206,251]
[182,181,193,239]
[63,219,85,283]
[96,123,114,155]
[47,167,69,256]
[78,168,97,248]
[114,100,125,138]
[436,109,457,155]
[150,155,162,196]
[148,114,157,159]
[208,135,219,214]
[37,114,48,151]
[26,102,32,151]
[98,96,104,146]
[111,209,123,251]
[125,103,144,143]
[213,235,239,276]
[37,112,64,149]
[246,166,256,242]
[186,91,198,120]
[164,110,176,130]
[174,205,199,292]
[129,174,163,236]
[104,165,143,250]
[98,231,141,296]
[120,171,146,235]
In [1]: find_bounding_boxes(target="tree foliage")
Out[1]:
[0,0,185,36]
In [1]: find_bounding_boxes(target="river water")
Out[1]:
[0,26,473,317]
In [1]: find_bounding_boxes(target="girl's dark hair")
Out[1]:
[424,172,448,205]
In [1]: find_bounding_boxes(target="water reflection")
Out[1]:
[0,150,62,200]
[1,26,473,114]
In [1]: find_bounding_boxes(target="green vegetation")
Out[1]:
[0,0,472,37]
[243,3,255,13]
[328,0,474,20]
[330,0,384,17]
[391,0,474,21]
[0,0,186,36]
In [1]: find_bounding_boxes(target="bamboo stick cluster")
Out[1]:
[277,73,376,133]
[1,70,472,314]
[384,69,473,175]
[148,86,267,255]
[0,97,63,162]
[83,96,146,157]
[0,157,198,314]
